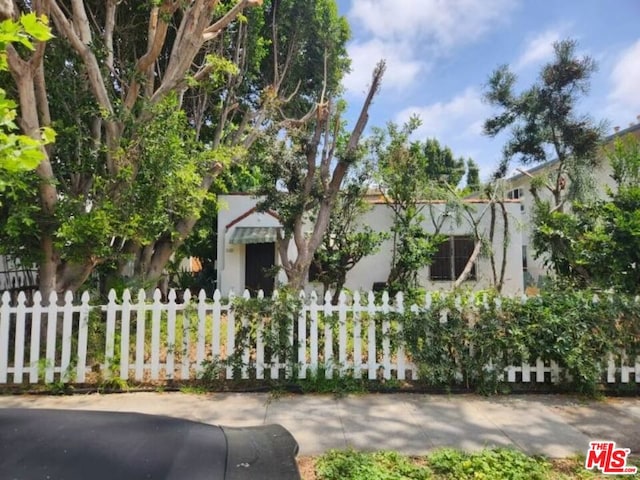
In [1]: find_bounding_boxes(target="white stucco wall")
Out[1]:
[345,201,522,295]
[501,125,640,288]
[217,195,292,294]
[505,157,618,288]
[217,194,524,296]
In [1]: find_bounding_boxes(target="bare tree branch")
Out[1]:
[70,0,92,44]
[203,0,263,41]
[104,0,117,73]
[453,240,482,288]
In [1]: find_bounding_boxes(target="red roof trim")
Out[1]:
[225,207,281,230]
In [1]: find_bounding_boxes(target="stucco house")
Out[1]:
[216,193,524,296]
[502,120,640,288]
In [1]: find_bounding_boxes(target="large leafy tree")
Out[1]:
[256,62,386,290]
[1,0,347,296]
[309,167,388,302]
[533,136,640,293]
[371,118,471,292]
[0,13,54,197]
[483,39,605,210]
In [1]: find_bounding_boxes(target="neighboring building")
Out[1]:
[502,121,640,289]
[217,194,524,296]
[0,256,38,296]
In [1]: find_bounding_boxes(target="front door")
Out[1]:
[245,242,275,296]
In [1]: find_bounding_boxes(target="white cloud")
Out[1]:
[343,0,517,96]
[349,0,517,49]
[395,87,489,139]
[608,39,640,125]
[343,39,426,95]
[394,87,501,177]
[515,28,564,70]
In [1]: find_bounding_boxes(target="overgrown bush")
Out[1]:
[231,287,302,379]
[399,287,640,394]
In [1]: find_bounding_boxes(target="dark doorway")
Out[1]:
[245,242,275,296]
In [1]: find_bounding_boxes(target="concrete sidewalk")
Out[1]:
[0,392,638,458]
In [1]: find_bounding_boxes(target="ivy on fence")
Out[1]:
[0,286,639,395]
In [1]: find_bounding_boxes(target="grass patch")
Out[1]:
[311,448,638,480]
[316,450,430,480]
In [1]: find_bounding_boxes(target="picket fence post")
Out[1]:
[309,291,319,376]
[367,291,376,380]
[29,291,43,383]
[338,291,347,377]
[196,290,207,378]
[298,291,307,379]
[323,291,333,379]
[105,289,118,379]
[255,290,265,380]
[165,290,177,380]
[352,291,362,379]
[13,292,27,383]
[119,290,132,381]
[44,291,58,383]
[76,291,91,383]
[135,289,147,381]
[241,290,251,380]
[212,290,222,362]
[395,292,406,381]
[227,291,236,380]
[0,292,9,383]
[181,289,192,379]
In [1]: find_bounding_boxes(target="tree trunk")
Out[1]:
[498,200,509,291]
[331,275,347,305]
[38,236,58,301]
[7,42,58,298]
[453,240,482,289]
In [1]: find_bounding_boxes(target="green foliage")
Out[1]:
[3,0,349,292]
[196,356,225,388]
[483,38,604,204]
[316,448,559,480]
[464,158,481,194]
[316,449,431,480]
[428,448,551,480]
[0,15,54,198]
[231,288,303,378]
[298,365,366,396]
[532,136,640,294]
[1,92,239,269]
[370,118,468,291]
[398,288,640,395]
[310,168,389,299]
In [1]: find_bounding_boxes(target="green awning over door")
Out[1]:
[229,226,279,244]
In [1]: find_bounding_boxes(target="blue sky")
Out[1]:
[335,0,640,179]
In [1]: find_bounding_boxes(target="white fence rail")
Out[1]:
[0,288,638,386]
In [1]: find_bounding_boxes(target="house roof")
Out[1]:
[504,121,640,184]
[363,193,520,204]
[225,206,281,230]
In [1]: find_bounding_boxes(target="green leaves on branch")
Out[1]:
[532,137,640,294]
[0,14,54,198]
[399,287,640,395]
[483,38,604,196]
[370,118,470,291]
[0,13,53,67]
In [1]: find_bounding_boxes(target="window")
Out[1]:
[308,257,323,282]
[522,245,528,272]
[507,188,523,200]
[430,236,476,281]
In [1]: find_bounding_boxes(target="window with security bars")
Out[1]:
[430,236,476,281]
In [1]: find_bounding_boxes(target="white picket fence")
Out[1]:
[0,288,638,385]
